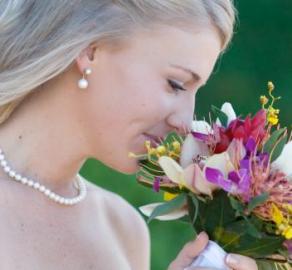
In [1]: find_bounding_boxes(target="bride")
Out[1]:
[0,1,257,269]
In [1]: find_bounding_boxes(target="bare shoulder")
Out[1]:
[84,176,150,252]
[84,177,149,237]
[82,176,150,269]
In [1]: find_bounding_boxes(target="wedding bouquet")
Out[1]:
[129,82,292,269]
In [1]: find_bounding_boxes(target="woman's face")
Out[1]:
[79,26,221,174]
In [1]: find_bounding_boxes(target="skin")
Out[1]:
[0,25,257,269]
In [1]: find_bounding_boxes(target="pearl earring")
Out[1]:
[78,68,92,89]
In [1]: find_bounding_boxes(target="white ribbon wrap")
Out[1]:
[184,241,231,270]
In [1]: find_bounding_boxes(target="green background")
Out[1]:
[80,1,292,269]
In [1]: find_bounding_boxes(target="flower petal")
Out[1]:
[227,139,246,165]
[272,140,292,179]
[216,102,237,126]
[204,151,235,178]
[205,167,233,192]
[184,163,218,196]
[180,134,209,168]
[158,156,185,185]
[139,203,188,220]
[191,120,212,134]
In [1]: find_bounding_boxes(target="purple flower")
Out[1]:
[191,131,209,142]
[245,137,256,153]
[153,177,161,192]
[205,167,251,202]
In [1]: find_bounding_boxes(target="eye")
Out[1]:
[167,79,187,93]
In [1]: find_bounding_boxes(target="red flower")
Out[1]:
[214,109,267,153]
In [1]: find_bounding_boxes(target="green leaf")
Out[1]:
[139,159,165,176]
[192,190,236,240]
[243,216,262,239]
[221,216,284,257]
[163,131,184,146]
[256,260,279,270]
[211,105,228,127]
[188,193,199,225]
[232,235,284,257]
[147,193,186,223]
[247,192,269,213]
[271,134,287,162]
[263,128,286,154]
[229,196,245,216]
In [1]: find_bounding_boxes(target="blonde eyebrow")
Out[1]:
[170,64,202,82]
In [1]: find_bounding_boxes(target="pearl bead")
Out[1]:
[1,160,7,166]
[0,147,86,206]
[28,180,34,187]
[33,182,40,189]
[78,78,88,89]
[4,166,10,172]
[84,68,92,75]
[49,193,56,199]
[9,171,16,177]
[21,178,28,184]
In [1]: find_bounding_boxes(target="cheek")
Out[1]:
[82,67,171,172]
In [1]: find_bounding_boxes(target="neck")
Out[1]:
[0,83,89,196]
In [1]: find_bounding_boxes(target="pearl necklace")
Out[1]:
[0,148,87,206]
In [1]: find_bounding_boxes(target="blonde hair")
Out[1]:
[0,0,236,124]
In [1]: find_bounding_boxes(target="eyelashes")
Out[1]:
[167,79,187,93]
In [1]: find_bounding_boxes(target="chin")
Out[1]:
[107,159,140,175]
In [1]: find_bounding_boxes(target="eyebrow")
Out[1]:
[170,64,202,83]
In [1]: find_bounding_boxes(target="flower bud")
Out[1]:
[172,141,181,153]
[260,95,269,105]
[156,145,167,155]
[268,81,275,92]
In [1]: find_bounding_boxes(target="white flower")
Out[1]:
[139,203,188,220]
[271,140,292,179]
[216,102,237,127]
[139,117,240,221]
[180,120,212,168]
[158,156,216,196]
[191,120,212,134]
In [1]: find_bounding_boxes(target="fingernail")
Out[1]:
[226,254,239,266]
[195,231,205,240]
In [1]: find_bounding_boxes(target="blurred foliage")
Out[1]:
[80,1,292,269]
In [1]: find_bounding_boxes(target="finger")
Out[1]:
[168,231,209,270]
[225,253,258,270]
[187,266,218,270]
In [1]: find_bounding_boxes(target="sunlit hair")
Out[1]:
[0,0,236,124]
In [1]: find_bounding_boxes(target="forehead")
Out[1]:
[121,25,222,82]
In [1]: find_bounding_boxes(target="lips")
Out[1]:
[143,133,164,146]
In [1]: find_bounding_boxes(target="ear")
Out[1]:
[75,43,99,74]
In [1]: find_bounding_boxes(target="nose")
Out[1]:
[166,93,195,135]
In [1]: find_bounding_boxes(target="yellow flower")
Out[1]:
[268,81,275,92]
[271,204,284,225]
[156,145,167,155]
[172,141,181,154]
[267,115,279,125]
[283,226,292,239]
[163,192,179,201]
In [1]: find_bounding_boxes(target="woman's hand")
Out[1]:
[167,232,258,270]
[225,253,258,270]
[167,232,209,270]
